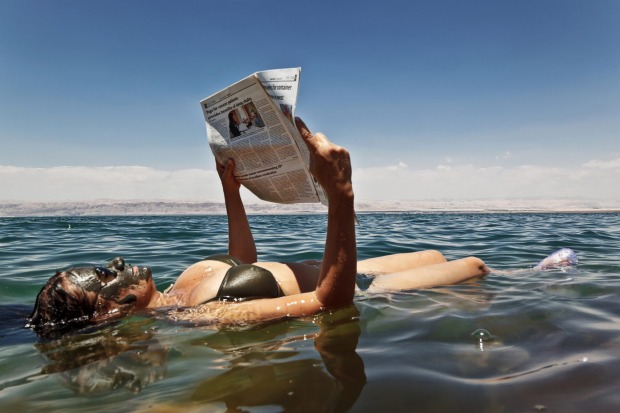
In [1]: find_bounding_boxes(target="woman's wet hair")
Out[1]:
[28,271,99,339]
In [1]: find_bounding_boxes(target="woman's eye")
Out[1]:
[95,267,117,283]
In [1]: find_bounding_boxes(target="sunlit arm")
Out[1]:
[217,158,257,264]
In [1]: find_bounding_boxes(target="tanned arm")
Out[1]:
[295,118,357,308]
[217,158,257,264]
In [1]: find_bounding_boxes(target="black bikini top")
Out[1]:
[204,254,284,303]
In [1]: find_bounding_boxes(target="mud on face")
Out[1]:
[28,257,155,338]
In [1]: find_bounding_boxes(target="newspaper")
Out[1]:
[200,68,327,205]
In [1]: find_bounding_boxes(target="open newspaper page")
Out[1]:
[200,68,327,205]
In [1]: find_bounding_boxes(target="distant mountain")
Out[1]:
[1,199,619,217]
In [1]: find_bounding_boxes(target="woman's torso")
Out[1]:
[167,259,321,306]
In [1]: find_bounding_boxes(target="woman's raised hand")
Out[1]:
[216,158,241,193]
[295,117,353,201]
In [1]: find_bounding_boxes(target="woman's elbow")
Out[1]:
[316,286,355,309]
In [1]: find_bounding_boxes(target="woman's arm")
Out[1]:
[217,158,257,264]
[295,117,357,308]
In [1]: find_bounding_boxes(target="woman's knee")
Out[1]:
[423,250,446,262]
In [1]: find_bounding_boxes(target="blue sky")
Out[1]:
[1,0,619,202]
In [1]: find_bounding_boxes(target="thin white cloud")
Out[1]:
[495,151,512,160]
[353,158,620,201]
[583,158,620,170]
[1,158,619,202]
[436,164,452,171]
[0,165,226,202]
[386,161,408,171]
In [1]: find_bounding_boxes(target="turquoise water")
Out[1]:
[1,213,619,412]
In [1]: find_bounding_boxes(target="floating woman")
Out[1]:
[27,118,574,339]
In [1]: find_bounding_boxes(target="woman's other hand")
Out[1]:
[216,158,241,193]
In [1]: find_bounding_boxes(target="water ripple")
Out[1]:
[1,212,619,412]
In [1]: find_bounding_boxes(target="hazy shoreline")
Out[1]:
[1,199,619,217]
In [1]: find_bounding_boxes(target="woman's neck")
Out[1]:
[147,291,182,308]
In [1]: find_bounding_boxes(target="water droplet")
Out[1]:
[471,329,493,341]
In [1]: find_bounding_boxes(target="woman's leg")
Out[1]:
[366,257,489,293]
[357,250,447,275]
[257,253,488,297]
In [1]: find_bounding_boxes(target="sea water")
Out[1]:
[1,213,619,412]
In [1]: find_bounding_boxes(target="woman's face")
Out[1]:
[68,257,156,317]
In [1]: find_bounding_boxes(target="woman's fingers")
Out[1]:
[296,117,330,152]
